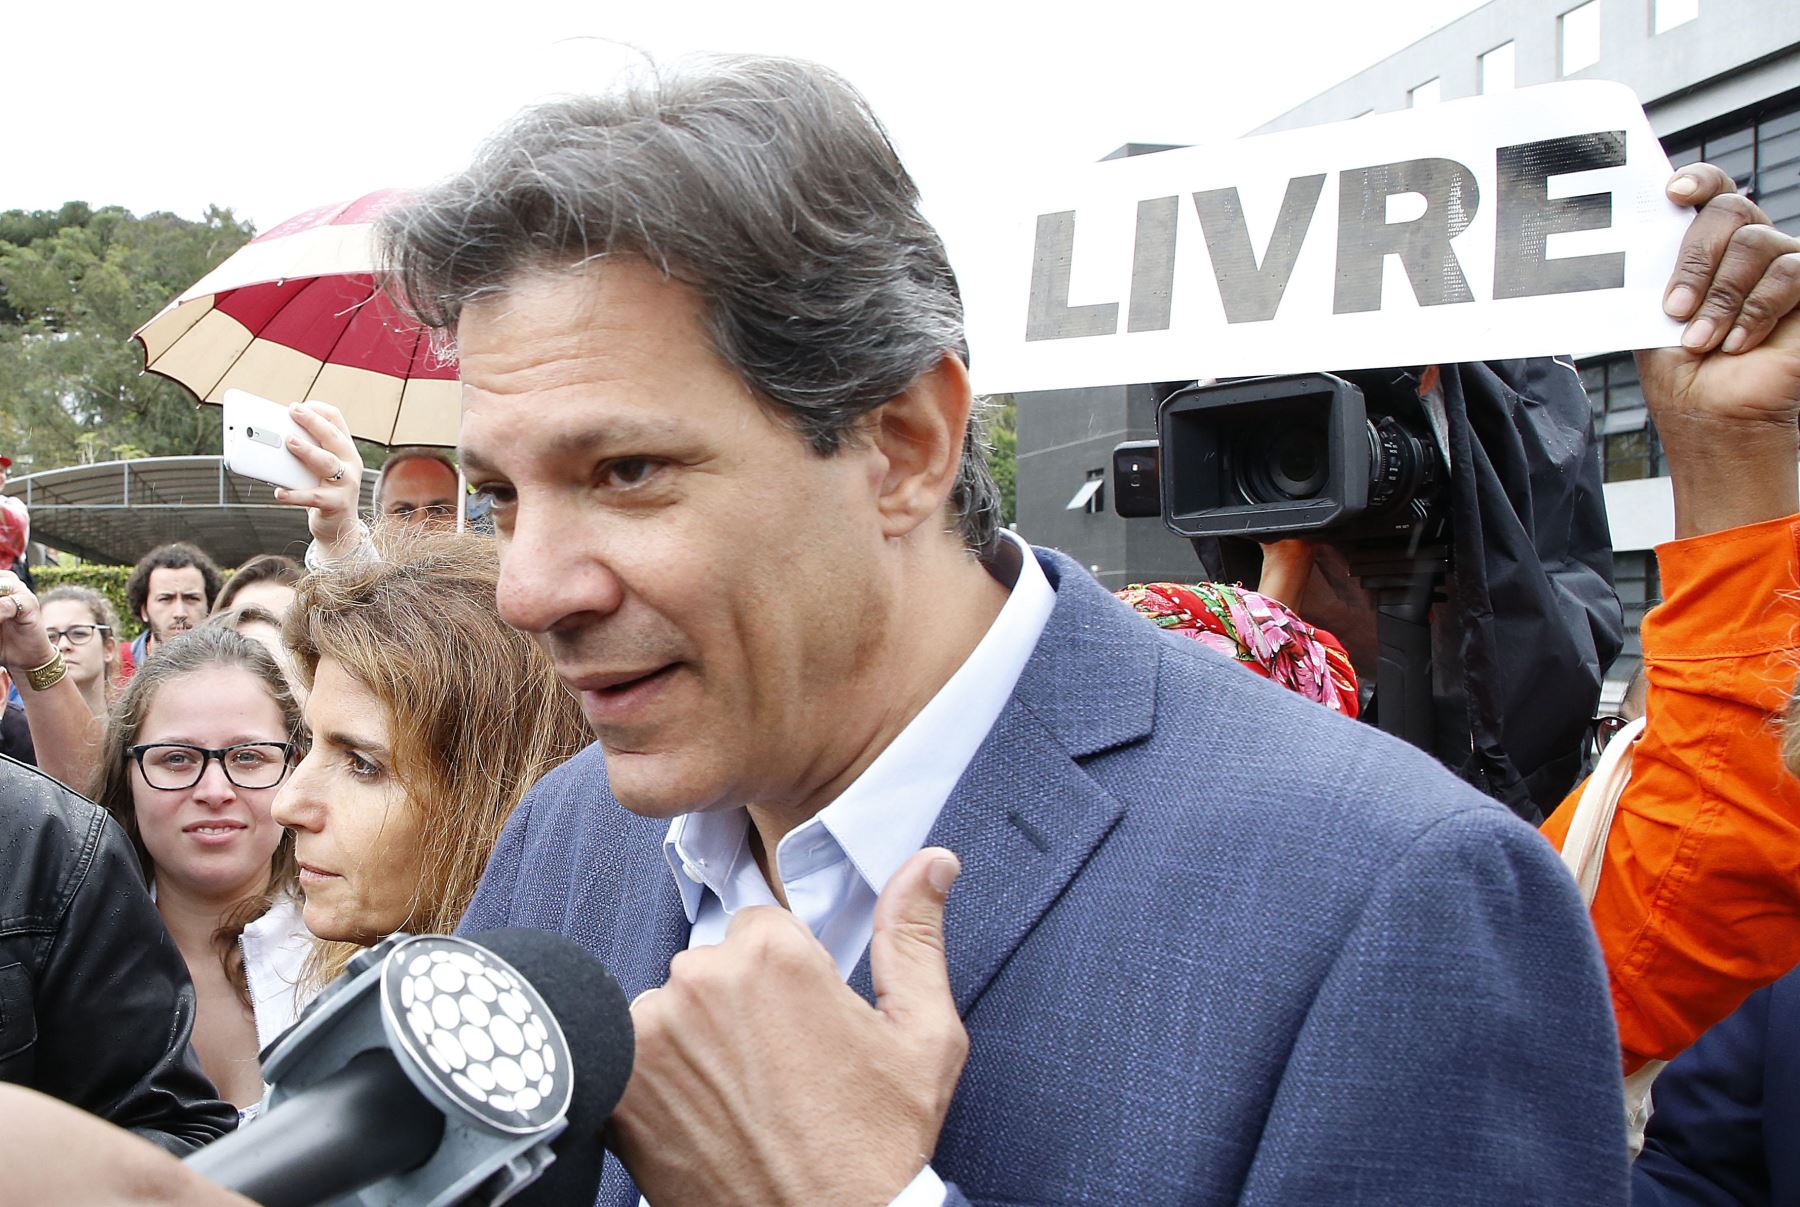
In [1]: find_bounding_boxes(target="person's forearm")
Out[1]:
[1655,411,1798,539]
[1541,516,1800,1072]
[17,675,103,792]
[302,522,378,571]
[1255,540,1316,610]
[0,1086,250,1206]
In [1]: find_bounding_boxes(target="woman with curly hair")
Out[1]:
[274,524,590,985]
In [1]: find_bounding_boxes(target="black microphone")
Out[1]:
[185,929,633,1207]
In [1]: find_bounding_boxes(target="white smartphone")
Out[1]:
[222,389,321,492]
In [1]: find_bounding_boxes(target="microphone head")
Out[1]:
[386,936,575,1133]
[470,928,634,1205]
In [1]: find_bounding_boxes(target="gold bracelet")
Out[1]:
[23,649,65,692]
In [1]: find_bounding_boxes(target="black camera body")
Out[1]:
[1113,367,1453,753]
[1114,368,1445,546]
[1110,359,1619,822]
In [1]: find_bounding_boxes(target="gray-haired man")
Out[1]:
[377,54,1798,1207]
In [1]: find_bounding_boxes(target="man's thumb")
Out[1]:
[870,846,960,1024]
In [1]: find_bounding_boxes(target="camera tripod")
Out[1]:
[1344,542,1450,750]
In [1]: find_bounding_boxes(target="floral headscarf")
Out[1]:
[1115,581,1360,718]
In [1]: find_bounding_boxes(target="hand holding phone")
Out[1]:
[256,398,370,562]
[222,390,323,491]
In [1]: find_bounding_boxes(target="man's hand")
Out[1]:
[272,400,368,556]
[610,848,969,1206]
[1639,163,1800,537]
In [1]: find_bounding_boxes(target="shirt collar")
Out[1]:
[663,531,1055,921]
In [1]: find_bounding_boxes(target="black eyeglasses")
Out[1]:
[46,624,110,646]
[1585,714,1631,759]
[385,502,456,519]
[126,742,297,791]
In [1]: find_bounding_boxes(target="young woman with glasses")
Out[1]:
[38,586,122,718]
[90,626,309,1111]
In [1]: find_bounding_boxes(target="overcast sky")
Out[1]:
[9,1,1487,263]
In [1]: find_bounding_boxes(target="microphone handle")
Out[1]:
[185,1049,446,1207]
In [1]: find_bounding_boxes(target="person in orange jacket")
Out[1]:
[1537,159,1800,1077]
[1540,514,1800,1075]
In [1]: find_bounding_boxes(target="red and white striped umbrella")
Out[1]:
[133,189,460,447]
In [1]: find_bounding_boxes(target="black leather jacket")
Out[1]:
[0,754,236,1153]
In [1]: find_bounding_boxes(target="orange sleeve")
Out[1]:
[1541,514,1800,1074]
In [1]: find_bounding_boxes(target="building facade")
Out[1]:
[1016,0,1800,692]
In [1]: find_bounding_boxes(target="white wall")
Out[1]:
[1601,476,1674,551]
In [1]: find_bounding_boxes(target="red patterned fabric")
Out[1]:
[1115,581,1360,718]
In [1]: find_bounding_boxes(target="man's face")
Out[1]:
[379,458,461,527]
[141,565,208,643]
[458,260,892,820]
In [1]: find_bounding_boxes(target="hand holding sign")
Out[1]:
[1640,163,1800,538]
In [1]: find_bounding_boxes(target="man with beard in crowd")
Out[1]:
[124,543,220,670]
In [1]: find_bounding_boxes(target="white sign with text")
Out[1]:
[960,82,1689,395]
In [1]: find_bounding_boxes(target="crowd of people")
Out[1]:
[1,53,1799,1206]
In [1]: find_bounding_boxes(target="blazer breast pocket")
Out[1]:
[0,961,37,1066]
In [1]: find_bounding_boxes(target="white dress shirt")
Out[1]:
[652,530,1055,1205]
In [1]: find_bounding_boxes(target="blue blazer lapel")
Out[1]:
[600,846,690,1002]
[853,707,1129,1015]
[563,803,690,1002]
[589,821,687,1207]
[848,548,1155,1014]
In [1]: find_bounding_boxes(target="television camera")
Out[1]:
[1113,367,1452,747]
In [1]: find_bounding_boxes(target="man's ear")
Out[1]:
[870,354,973,540]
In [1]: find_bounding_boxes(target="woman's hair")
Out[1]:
[205,604,285,636]
[284,524,591,982]
[214,553,302,614]
[91,626,306,1006]
[39,584,122,684]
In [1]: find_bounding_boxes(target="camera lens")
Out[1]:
[1270,431,1327,497]
[1365,415,1439,513]
[1235,426,1329,503]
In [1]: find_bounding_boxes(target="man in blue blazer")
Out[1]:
[379,53,1791,1207]
[461,542,1628,1204]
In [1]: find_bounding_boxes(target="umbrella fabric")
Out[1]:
[134,190,460,447]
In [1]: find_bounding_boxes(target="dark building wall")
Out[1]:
[1015,382,1203,590]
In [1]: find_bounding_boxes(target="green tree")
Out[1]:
[985,393,1017,527]
[0,203,255,472]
